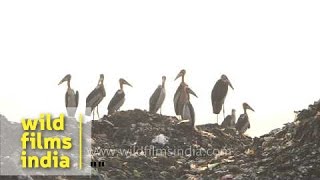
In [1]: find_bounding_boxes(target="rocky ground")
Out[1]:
[1,100,320,179]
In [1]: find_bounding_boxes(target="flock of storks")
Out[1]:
[58,69,254,135]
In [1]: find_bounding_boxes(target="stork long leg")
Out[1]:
[93,108,95,120]
[223,104,225,119]
[97,105,100,119]
[160,108,162,115]
[217,114,219,124]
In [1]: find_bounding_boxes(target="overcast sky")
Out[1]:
[0,1,319,136]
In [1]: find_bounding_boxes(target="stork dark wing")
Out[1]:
[86,86,105,115]
[85,88,98,115]
[211,80,228,114]
[221,115,232,128]
[65,89,78,117]
[174,84,183,115]
[181,101,195,128]
[86,86,105,104]
[236,114,250,133]
[75,90,79,107]
[65,91,68,108]
[149,86,162,113]
[86,88,98,106]
[108,90,125,114]
[187,102,195,127]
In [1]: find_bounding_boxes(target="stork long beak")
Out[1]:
[174,72,183,81]
[58,75,69,85]
[247,105,255,112]
[187,87,198,98]
[124,80,133,87]
[58,79,65,85]
[228,80,234,90]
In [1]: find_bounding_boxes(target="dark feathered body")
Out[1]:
[221,114,236,128]
[149,85,166,113]
[108,90,125,115]
[174,83,187,115]
[235,114,250,134]
[58,74,79,117]
[179,86,196,128]
[173,82,188,115]
[182,101,195,127]
[211,79,229,114]
[65,88,79,117]
[85,85,106,116]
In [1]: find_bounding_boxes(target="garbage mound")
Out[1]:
[1,99,320,179]
[90,109,252,179]
[89,101,320,179]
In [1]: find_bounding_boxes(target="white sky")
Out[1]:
[0,1,319,137]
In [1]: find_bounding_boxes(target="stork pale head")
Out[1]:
[98,74,104,84]
[58,74,71,85]
[119,78,132,87]
[232,109,236,114]
[162,76,166,83]
[99,74,104,80]
[243,103,255,112]
[221,74,234,90]
[174,69,186,81]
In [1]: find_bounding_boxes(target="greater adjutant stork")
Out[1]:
[211,74,234,123]
[58,74,79,117]
[235,103,255,135]
[181,85,197,128]
[149,76,166,114]
[173,69,192,115]
[85,74,106,119]
[107,78,132,115]
[221,109,236,128]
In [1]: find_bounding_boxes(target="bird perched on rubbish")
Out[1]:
[108,78,132,115]
[174,69,187,115]
[149,76,166,114]
[58,74,79,117]
[221,109,236,128]
[180,85,198,128]
[211,74,234,124]
[85,74,106,119]
[236,103,255,135]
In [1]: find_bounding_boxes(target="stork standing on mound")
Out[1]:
[221,109,236,128]
[108,78,132,115]
[149,76,166,114]
[58,74,79,117]
[211,74,234,124]
[181,85,198,128]
[236,103,255,135]
[85,74,106,119]
[174,69,187,115]
[174,69,197,117]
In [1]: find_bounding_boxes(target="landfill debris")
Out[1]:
[1,100,320,179]
[151,134,169,145]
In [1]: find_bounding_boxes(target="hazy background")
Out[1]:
[0,1,319,136]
